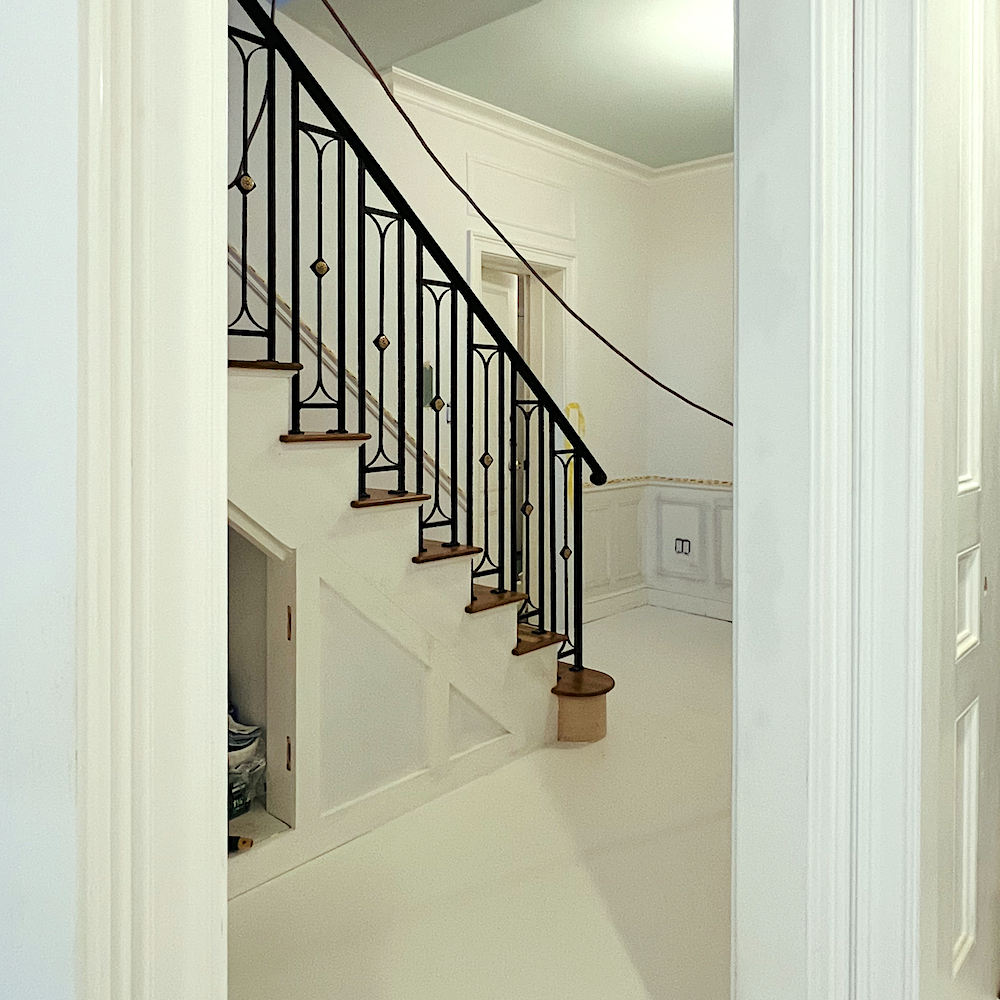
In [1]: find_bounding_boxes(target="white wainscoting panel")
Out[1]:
[466,154,577,241]
[584,479,733,622]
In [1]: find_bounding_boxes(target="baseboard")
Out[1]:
[646,587,732,623]
[583,586,647,623]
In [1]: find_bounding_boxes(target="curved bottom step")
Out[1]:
[552,666,615,743]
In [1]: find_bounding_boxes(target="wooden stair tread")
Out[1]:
[465,584,527,614]
[552,665,616,698]
[351,489,431,508]
[229,359,303,371]
[280,432,371,443]
[512,624,567,656]
[412,539,483,564]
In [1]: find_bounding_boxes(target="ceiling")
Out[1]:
[279,0,542,73]
[282,0,733,170]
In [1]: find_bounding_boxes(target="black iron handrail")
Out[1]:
[234,0,605,486]
[229,0,605,671]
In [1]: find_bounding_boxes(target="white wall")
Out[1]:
[0,3,78,996]
[647,158,734,482]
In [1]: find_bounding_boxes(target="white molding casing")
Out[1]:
[733,0,855,997]
[78,0,229,997]
[852,0,923,995]
[648,152,734,185]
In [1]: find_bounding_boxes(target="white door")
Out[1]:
[924,0,1000,993]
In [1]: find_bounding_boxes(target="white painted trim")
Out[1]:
[646,588,732,623]
[583,586,647,623]
[77,0,229,996]
[468,230,577,403]
[228,501,293,563]
[388,67,665,184]
[733,0,856,995]
[852,0,923,995]
[649,152,734,184]
[466,154,577,241]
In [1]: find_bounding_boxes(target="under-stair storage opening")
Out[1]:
[228,519,297,853]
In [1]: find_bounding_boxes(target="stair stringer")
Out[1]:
[228,369,559,898]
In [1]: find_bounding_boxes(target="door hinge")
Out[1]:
[287,605,292,640]
[286,736,292,771]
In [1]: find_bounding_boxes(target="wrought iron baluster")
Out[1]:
[508,362,518,595]
[415,243,425,499]
[536,400,546,632]
[336,137,346,433]
[497,355,506,592]
[266,41,276,362]
[549,413,558,637]
[290,76,301,432]
[396,219,406,494]
[448,288,459,546]
[572,452,584,671]
[357,164,367,498]
[465,309,474,550]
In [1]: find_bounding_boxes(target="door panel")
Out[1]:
[926,0,1000,994]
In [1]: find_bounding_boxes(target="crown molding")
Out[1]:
[649,152,734,183]
[386,67,659,183]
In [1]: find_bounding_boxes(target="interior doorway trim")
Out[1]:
[468,230,576,406]
[77,0,229,996]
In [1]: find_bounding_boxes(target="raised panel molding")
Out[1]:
[467,155,577,241]
[584,480,733,622]
[956,544,982,661]
[953,698,980,976]
[655,498,708,581]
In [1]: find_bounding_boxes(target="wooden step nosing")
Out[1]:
[511,627,568,656]
[279,432,371,444]
[464,586,528,614]
[412,541,483,564]
[552,665,616,698]
[350,490,431,509]
[228,359,303,375]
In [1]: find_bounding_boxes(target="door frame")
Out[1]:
[77,0,229,996]
[734,0,923,997]
[75,0,929,995]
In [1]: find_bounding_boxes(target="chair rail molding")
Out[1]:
[77,0,229,997]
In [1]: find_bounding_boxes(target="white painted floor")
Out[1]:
[228,606,732,999]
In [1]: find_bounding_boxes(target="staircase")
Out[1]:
[226,0,613,894]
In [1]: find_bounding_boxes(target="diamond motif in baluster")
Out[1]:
[311,258,330,278]
[373,334,390,351]
[560,546,572,561]
[479,453,493,469]
[238,174,255,194]
[521,502,533,517]
[431,396,445,412]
